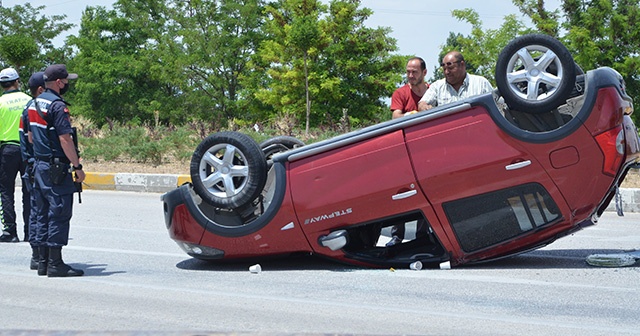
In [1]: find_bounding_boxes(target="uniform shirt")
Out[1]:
[27,89,73,160]
[419,73,493,108]
[391,84,429,113]
[0,90,31,144]
[20,100,35,162]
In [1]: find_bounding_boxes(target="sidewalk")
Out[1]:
[15,172,640,213]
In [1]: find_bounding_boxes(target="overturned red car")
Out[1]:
[162,34,639,268]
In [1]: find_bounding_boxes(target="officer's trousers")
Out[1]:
[33,160,75,247]
[0,144,28,235]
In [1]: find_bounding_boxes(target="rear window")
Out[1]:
[443,183,561,252]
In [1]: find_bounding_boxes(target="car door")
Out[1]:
[288,130,431,238]
[404,105,571,261]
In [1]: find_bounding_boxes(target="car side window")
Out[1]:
[443,183,561,252]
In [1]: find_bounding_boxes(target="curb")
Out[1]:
[16,172,191,194]
[83,172,192,193]
[16,173,640,213]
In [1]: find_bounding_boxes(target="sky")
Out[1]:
[4,0,561,81]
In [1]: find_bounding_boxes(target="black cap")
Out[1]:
[43,64,78,82]
[28,72,45,89]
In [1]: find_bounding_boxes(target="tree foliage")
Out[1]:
[435,9,533,85]
[0,3,73,81]
[6,0,638,133]
[257,0,404,133]
[514,0,640,123]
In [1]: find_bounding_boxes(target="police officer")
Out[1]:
[0,67,32,243]
[29,64,85,277]
[21,72,45,270]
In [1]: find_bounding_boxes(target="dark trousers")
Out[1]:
[33,160,75,247]
[0,144,28,237]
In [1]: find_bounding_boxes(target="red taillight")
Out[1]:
[595,126,624,176]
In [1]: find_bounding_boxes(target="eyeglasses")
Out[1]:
[440,61,461,69]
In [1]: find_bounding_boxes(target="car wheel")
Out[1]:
[260,135,304,169]
[259,136,305,163]
[190,131,267,209]
[496,34,576,114]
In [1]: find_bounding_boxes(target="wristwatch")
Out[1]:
[73,164,83,171]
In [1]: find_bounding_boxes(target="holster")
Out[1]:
[49,158,69,185]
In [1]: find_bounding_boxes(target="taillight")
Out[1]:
[595,126,624,176]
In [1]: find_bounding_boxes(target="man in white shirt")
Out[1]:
[418,51,493,111]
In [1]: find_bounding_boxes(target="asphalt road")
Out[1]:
[0,189,639,336]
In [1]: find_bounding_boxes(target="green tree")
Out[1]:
[258,0,328,134]
[166,0,267,124]
[70,0,267,128]
[436,8,532,85]
[257,0,404,132]
[0,3,73,79]
[317,0,405,126]
[68,2,177,126]
[515,0,640,123]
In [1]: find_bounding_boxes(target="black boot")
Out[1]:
[0,223,19,243]
[37,246,48,276]
[30,246,38,270]
[47,247,84,277]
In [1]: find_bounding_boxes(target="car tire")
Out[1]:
[496,34,576,114]
[190,131,267,209]
[260,136,305,166]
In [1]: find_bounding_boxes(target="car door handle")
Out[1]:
[505,160,532,170]
[392,190,417,200]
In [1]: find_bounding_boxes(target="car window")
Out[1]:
[443,183,561,252]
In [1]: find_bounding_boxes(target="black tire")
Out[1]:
[259,136,305,161]
[190,131,267,209]
[496,34,576,114]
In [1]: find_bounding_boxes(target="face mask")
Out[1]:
[60,82,70,95]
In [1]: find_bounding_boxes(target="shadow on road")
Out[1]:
[175,248,639,271]
[462,249,640,269]
[175,254,361,272]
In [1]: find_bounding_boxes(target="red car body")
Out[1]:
[163,36,639,269]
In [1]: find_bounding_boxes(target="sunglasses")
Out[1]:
[440,61,462,69]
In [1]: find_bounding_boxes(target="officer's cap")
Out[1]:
[43,64,78,82]
[0,68,19,82]
[28,72,45,89]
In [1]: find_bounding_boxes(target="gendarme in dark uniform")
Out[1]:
[28,64,85,277]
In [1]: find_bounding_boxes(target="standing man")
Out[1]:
[29,64,85,277]
[391,57,429,119]
[21,71,45,270]
[0,67,32,243]
[387,57,429,246]
[418,51,493,111]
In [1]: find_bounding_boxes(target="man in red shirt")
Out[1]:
[391,57,429,119]
[387,57,429,246]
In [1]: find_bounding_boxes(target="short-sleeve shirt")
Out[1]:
[419,74,493,108]
[391,84,428,113]
[28,89,73,160]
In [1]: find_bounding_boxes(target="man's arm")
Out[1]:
[418,84,437,111]
[418,101,433,111]
[392,109,408,119]
[59,133,85,183]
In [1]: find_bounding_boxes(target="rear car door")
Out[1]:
[288,130,431,238]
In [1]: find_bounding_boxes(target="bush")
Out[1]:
[76,116,383,165]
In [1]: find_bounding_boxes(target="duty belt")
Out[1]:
[35,156,70,164]
[0,140,20,146]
